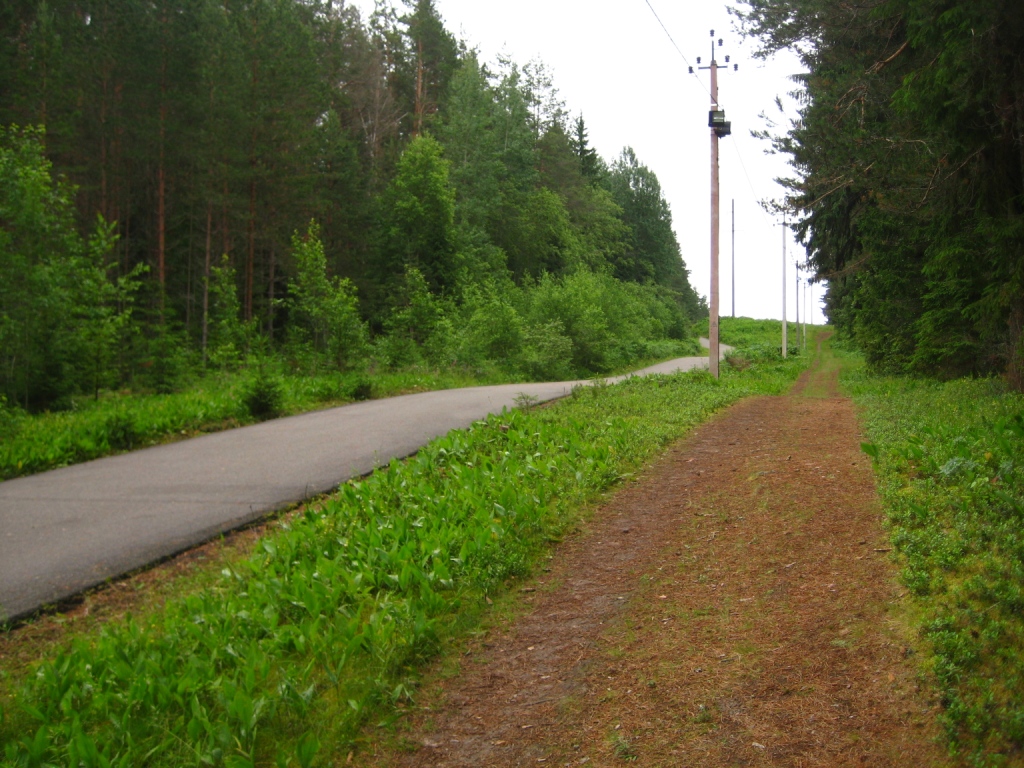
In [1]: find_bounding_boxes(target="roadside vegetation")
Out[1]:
[0,367,484,481]
[0,122,701,480]
[1,0,709,439]
[0,351,806,768]
[695,315,810,364]
[846,347,1024,766]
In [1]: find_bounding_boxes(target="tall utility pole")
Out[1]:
[692,32,735,378]
[781,212,787,359]
[803,277,808,351]
[795,261,800,338]
[731,199,736,318]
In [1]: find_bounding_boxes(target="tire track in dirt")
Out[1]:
[363,354,951,767]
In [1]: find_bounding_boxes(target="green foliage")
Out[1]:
[207,255,249,370]
[0,126,134,410]
[0,356,807,767]
[380,136,459,295]
[739,0,1024,385]
[242,366,285,421]
[697,316,805,361]
[0,368,509,481]
[0,2,712,423]
[848,366,1024,765]
[504,187,583,280]
[376,266,452,368]
[606,148,703,319]
[288,221,367,372]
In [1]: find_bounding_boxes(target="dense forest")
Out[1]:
[739,0,1024,389]
[0,0,705,411]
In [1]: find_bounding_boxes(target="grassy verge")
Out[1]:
[844,355,1024,767]
[0,354,806,767]
[696,315,813,357]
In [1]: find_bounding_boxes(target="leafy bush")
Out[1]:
[101,412,138,451]
[519,319,575,381]
[347,378,374,401]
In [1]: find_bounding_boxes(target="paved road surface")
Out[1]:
[0,346,727,622]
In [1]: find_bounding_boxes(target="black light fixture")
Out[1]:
[709,109,732,138]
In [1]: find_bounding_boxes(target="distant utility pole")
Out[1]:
[691,31,737,378]
[803,276,808,351]
[781,212,787,359]
[795,260,800,340]
[731,199,736,318]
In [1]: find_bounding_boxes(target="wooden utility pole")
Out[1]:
[795,261,800,334]
[782,212,787,359]
[693,31,735,378]
[710,49,720,378]
[803,276,808,351]
[731,198,736,318]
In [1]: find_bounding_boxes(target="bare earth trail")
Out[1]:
[363,348,951,767]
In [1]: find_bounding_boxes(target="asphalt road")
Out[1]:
[0,347,726,622]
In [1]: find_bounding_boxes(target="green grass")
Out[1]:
[846,360,1024,767]
[0,354,807,768]
[696,315,812,357]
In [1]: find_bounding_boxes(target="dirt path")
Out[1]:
[360,349,951,767]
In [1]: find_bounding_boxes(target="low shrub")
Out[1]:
[242,370,285,421]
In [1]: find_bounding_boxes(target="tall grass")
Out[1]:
[0,356,806,767]
[848,362,1024,767]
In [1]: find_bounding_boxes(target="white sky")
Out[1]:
[349,0,825,325]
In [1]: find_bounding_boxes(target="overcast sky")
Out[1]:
[348,0,824,325]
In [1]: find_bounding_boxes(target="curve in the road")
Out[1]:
[0,344,730,623]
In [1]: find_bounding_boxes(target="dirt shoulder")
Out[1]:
[360,347,951,767]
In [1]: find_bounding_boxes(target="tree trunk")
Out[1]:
[267,243,275,340]
[246,175,255,322]
[157,7,169,319]
[203,204,212,365]
[414,39,424,136]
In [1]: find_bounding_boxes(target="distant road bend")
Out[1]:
[0,344,728,623]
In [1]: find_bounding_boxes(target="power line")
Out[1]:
[641,0,714,103]
[725,136,777,231]
[639,0,782,227]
